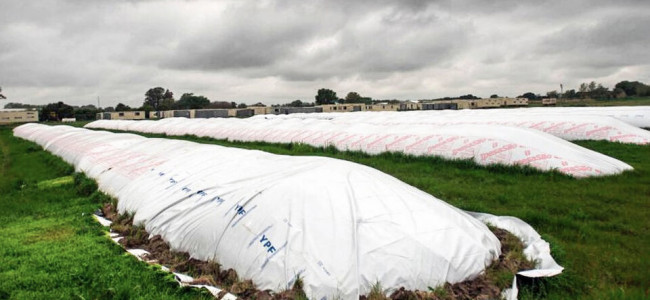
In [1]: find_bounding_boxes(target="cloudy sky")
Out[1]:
[1,0,649,107]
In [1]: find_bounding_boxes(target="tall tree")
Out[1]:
[578,83,589,98]
[41,102,74,121]
[564,89,577,99]
[174,93,210,109]
[615,81,650,97]
[315,88,338,105]
[345,92,361,103]
[589,84,611,100]
[144,87,174,110]
[588,81,597,92]
[74,105,99,121]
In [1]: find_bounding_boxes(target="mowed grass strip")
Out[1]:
[103,130,648,300]
[0,126,213,299]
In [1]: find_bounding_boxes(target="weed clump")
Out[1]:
[73,172,98,196]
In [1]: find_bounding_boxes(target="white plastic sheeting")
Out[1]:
[488,106,650,129]
[15,124,506,299]
[258,108,650,145]
[86,118,633,177]
[467,212,563,277]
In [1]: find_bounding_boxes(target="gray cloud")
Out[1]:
[0,0,648,107]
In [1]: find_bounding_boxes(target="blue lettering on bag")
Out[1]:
[211,196,225,205]
[235,204,246,215]
[260,234,276,253]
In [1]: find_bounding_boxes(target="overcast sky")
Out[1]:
[1,0,649,107]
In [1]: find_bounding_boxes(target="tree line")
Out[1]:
[3,87,255,121]
[2,80,649,121]
[520,80,650,101]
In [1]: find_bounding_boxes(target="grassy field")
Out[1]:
[528,96,650,107]
[0,126,213,299]
[2,122,649,299]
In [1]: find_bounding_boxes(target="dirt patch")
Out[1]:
[101,203,295,298]
[23,225,75,244]
[101,203,534,299]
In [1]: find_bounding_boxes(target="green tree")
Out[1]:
[237,103,248,108]
[74,105,99,121]
[345,92,361,103]
[518,92,538,100]
[612,88,626,98]
[588,81,597,93]
[288,100,303,107]
[144,87,174,110]
[159,98,175,110]
[139,103,154,112]
[578,83,589,98]
[115,103,131,111]
[615,81,650,97]
[459,94,480,100]
[3,102,41,109]
[315,88,338,105]
[547,91,559,98]
[564,89,577,99]
[490,94,499,98]
[41,102,74,121]
[174,93,210,109]
[207,101,232,109]
[590,84,611,100]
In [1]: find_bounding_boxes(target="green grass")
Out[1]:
[103,131,649,299]
[551,96,650,107]
[0,126,213,299]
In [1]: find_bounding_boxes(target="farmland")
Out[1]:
[1,123,649,299]
[0,126,212,299]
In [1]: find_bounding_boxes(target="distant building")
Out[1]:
[399,101,421,111]
[229,108,254,117]
[0,109,39,124]
[194,109,229,118]
[505,97,529,107]
[421,103,458,110]
[268,107,323,115]
[320,104,364,113]
[364,103,400,112]
[542,98,557,106]
[419,97,528,110]
[250,106,274,115]
[96,111,146,120]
